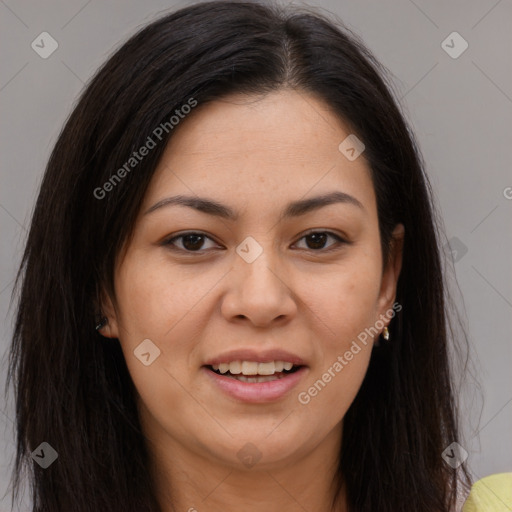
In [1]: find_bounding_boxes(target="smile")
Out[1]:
[203,362,307,403]
[209,360,300,382]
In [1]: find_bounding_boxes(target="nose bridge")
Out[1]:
[223,234,296,324]
[236,235,283,292]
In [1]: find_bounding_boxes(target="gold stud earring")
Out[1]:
[382,326,390,341]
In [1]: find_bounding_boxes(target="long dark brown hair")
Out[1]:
[6,1,471,510]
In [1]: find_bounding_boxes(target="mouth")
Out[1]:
[205,361,304,383]
[202,359,308,403]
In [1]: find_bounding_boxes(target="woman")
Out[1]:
[7,1,472,510]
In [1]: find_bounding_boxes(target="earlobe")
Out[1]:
[96,320,119,339]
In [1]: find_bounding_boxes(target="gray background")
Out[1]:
[1,0,511,509]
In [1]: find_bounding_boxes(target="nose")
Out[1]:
[221,248,297,327]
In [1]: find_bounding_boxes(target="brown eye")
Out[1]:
[163,230,347,254]
[294,231,346,251]
[164,232,219,252]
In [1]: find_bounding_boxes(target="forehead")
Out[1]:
[142,89,376,218]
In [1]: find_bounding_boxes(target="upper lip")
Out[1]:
[203,348,307,367]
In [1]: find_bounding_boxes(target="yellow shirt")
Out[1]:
[462,473,512,511]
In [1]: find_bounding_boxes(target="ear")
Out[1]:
[376,223,404,317]
[96,287,120,339]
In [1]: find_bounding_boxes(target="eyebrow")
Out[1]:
[144,191,364,220]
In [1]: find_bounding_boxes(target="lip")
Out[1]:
[203,365,308,403]
[203,348,306,366]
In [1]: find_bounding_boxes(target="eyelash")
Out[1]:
[162,230,348,254]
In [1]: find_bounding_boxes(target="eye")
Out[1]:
[162,230,348,254]
[293,231,347,251]
[163,232,220,252]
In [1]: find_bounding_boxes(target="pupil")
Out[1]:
[183,234,204,251]
[307,233,327,249]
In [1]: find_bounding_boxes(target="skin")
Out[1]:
[101,89,404,512]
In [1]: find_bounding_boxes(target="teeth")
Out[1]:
[274,361,284,372]
[257,362,275,375]
[228,361,241,374]
[210,360,297,376]
[241,361,259,375]
[234,375,280,383]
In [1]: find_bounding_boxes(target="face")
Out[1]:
[102,89,403,473]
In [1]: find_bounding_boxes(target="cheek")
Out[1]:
[302,252,382,415]
[310,254,382,349]
[306,346,372,428]
[298,270,379,426]
[113,254,220,392]
[114,254,205,340]
[113,258,204,436]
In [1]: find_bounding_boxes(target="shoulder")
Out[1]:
[461,473,512,512]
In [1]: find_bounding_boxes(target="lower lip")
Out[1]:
[203,366,308,403]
